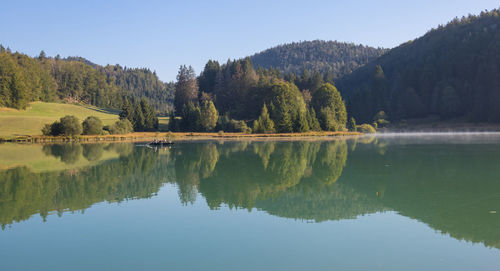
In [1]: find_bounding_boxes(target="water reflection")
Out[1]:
[0,137,499,249]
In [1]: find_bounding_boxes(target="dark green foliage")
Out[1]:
[311,83,347,131]
[265,81,308,133]
[250,40,387,79]
[59,115,82,136]
[438,86,461,119]
[217,113,251,133]
[307,108,322,131]
[140,98,158,131]
[318,107,335,131]
[101,64,174,113]
[0,49,173,112]
[119,98,158,131]
[339,9,500,122]
[174,65,199,114]
[119,98,134,121]
[107,119,133,134]
[0,51,57,109]
[82,116,103,135]
[212,58,258,119]
[168,112,180,132]
[48,58,122,108]
[347,117,357,132]
[182,57,349,133]
[43,115,82,136]
[198,60,220,94]
[180,102,201,132]
[252,104,275,133]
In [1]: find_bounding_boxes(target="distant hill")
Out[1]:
[338,9,500,123]
[249,40,387,79]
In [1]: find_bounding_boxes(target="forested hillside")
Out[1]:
[172,57,348,133]
[100,65,174,112]
[338,9,500,123]
[249,40,387,79]
[0,48,174,112]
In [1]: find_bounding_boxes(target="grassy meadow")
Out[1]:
[0,102,120,138]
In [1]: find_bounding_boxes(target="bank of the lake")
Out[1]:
[0,131,362,143]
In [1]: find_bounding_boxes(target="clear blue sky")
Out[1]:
[1,0,498,81]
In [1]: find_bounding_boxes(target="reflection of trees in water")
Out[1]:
[0,145,173,229]
[173,141,350,211]
[4,139,499,250]
[173,143,220,204]
[256,183,385,222]
[342,140,500,249]
[43,143,83,164]
[82,144,104,161]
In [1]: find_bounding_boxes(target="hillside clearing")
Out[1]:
[0,102,119,137]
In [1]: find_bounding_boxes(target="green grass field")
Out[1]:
[0,102,120,137]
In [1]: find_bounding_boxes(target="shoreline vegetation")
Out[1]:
[0,131,362,143]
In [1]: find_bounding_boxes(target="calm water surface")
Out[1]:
[1,135,499,270]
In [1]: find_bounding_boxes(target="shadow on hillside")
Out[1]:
[81,105,120,115]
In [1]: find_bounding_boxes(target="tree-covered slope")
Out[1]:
[249,40,387,79]
[0,48,174,112]
[338,9,500,123]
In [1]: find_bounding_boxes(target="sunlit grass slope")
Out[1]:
[0,102,119,137]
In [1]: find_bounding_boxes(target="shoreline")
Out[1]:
[0,131,362,143]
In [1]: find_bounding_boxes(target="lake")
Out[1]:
[1,134,499,270]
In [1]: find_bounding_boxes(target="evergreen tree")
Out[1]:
[119,98,134,121]
[266,80,308,133]
[38,50,46,60]
[253,104,275,133]
[174,65,199,114]
[319,107,336,131]
[133,102,146,131]
[140,97,158,130]
[198,60,220,94]
[180,102,201,131]
[307,108,322,131]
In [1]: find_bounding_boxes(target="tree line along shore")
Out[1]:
[0,131,362,143]
[2,9,498,137]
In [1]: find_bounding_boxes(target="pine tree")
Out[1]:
[174,65,199,114]
[307,108,322,131]
[119,98,134,121]
[253,104,275,133]
[180,102,201,131]
[133,102,145,131]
